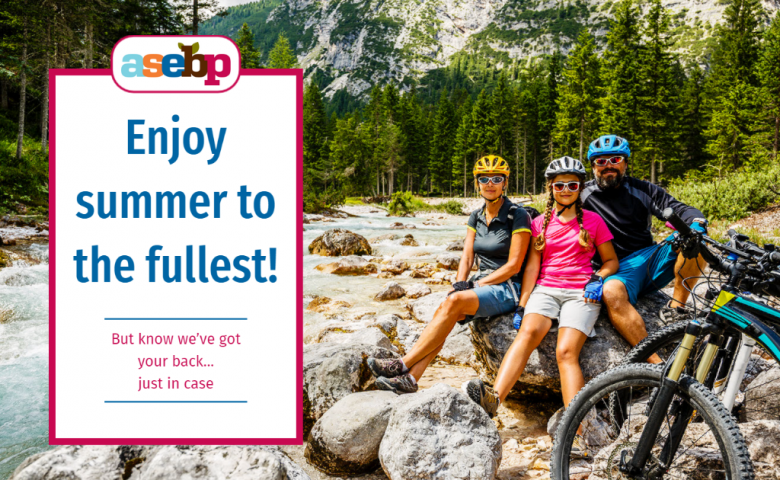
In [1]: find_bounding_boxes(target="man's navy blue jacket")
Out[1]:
[581,176,705,261]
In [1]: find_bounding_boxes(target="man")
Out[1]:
[580,135,707,352]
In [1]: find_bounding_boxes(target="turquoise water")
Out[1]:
[0,244,50,479]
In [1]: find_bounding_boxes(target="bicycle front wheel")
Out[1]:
[550,364,754,480]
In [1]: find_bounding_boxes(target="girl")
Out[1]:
[367,155,532,394]
[467,156,619,458]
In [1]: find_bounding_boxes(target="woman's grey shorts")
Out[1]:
[524,285,601,337]
[473,281,521,318]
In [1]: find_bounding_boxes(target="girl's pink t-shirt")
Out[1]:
[531,209,614,289]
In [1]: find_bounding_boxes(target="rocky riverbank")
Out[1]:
[6,207,780,479]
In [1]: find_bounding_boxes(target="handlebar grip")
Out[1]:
[662,208,692,236]
[770,251,780,264]
[727,229,738,239]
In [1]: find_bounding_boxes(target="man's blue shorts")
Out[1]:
[608,235,678,305]
[474,281,521,317]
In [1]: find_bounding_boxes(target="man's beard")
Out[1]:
[596,169,624,189]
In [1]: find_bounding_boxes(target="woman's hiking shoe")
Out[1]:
[571,434,590,459]
[465,379,499,418]
[367,357,408,379]
[376,374,418,394]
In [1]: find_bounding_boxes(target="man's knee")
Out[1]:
[603,280,628,304]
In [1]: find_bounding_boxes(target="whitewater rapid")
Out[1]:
[0,244,50,479]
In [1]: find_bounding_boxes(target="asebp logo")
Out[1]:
[112,36,241,93]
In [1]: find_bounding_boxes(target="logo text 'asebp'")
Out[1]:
[112,36,241,93]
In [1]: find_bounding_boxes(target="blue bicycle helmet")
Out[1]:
[587,135,631,160]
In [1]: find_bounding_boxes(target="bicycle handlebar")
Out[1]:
[662,208,692,236]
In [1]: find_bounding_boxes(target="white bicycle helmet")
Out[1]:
[545,156,586,178]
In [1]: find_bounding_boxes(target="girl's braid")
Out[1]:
[574,195,593,250]
[534,184,556,251]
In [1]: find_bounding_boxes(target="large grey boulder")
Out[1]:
[436,253,461,270]
[304,343,399,435]
[132,446,310,480]
[740,420,780,479]
[407,291,448,324]
[382,259,409,275]
[368,314,420,355]
[470,291,668,397]
[9,446,140,480]
[404,283,431,299]
[305,391,399,476]
[745,366,780,422]
[317,326,397,352]
[439,322,475,366]
[378,383,502,479]
[309,229,372,256]
[446,239,465,251]
[10,445,310,480]
[375,281,406,301]
[315,256,378,275]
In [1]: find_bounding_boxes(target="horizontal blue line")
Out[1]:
[104,318,247,320]
[105,401,247,403]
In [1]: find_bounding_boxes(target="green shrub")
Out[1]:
[439,200,465,215]
[387,191,415,216]
[667,163,780,222]
[0,138,49,214]
[303,188,346,213]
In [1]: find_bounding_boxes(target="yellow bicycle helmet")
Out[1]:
[473,155,510,177]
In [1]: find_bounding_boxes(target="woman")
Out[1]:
[466,156,619,458]
[367,155,532,394]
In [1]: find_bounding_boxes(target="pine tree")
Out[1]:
[635,0,678,183]
[705,81,761,175]
[303,83,327,190]
[554,30,601,162]
[268,33,299,69]
[471,90,494,158]
[599,0,641,139]
[490,73,514,156]
[236,23,261,69]
[516,88,537,194]
[707,0,765,94]
[452,97,474,197]
[430,89,457,194]
[536,51,563,193]
[678,65,708,173]
[757,13,780,162]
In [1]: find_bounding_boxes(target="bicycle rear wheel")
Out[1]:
[550,364,754,480]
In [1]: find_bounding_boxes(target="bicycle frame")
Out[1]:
[623,287,780,477]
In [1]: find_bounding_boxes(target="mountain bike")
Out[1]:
[551,209,780,480]
[622,228,780,422]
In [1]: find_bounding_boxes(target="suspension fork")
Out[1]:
[721,333,756,411]
[625,321,703,476]
[657,330,725,467]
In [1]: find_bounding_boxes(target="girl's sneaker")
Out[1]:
[465,378,499,418]
[376,373,418,394]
